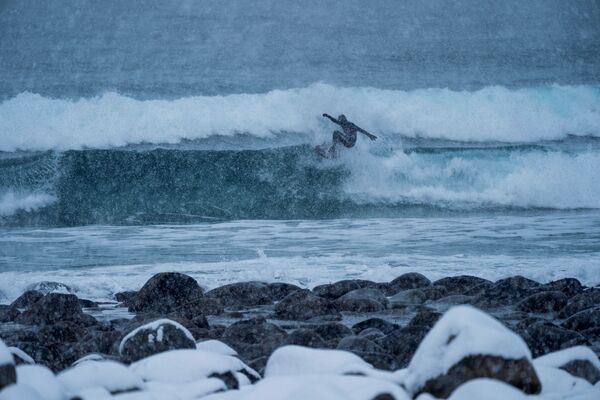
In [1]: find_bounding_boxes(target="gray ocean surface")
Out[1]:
[1,0,599,300]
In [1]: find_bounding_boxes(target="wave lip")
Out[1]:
[1,83,600,152]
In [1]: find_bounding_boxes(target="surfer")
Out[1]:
[321,113,377,157]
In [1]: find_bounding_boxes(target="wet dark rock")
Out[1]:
[354,351,401,371]
[352,318,400,335]
[38,321,85,343]
[337,336,385,354]
[221,317,288,361]
[336,288,388,312]
[358,328,386,341]
[26,281,72,294]
[129,272,203,313]
[312,280,379,300]
[435,294,474,306]
[558,289,600,318]
[377,325,430,367]
[119,319,197,363]
[306,314,343,323]
[516,291,569,314]
[274,290,339,320]
[473,276,541,308]
[283,329,327,348]
[562,307,600,331]
[462,281,493,296]
[14,293,96,326]
[311,322,353,344]
[266,283,302,301]
[77,329,122,356]
[581,327,600,342]
[176,297,224,317]
[114,291,137,307]
[415,355,541,398]
[389,289,427,307]
[79,299,98,308]
[432,275,492,295]
[205,282,273,308]
[407,309,442,328]
[515,320,589,357]
[10,290,44,309]
[540,278,584,297]
[0,305,20,323]
[560,360,600,385]
[388,273,431,294]
[248,356,268,377]
[420,286,448,301]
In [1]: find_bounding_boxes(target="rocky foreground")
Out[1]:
[0,272,599,399]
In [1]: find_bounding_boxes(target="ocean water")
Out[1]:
[1,0,600,301]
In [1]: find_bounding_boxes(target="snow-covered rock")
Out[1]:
[7,347,33,365]
[145,379,226,399]
[119,318,196,363]
[447,379,528,400]
[204,375,410,400]
[0,383,44,400]
[535,365,592,396]
[129,349,259,387]
[534,346,600,385]
[16,365,64,400]
[57,360,145,396]
[73,353,108,366]
[0,340,16,391]
[196,340,238,357]
[264,345,391,380]
[404,305,541,398]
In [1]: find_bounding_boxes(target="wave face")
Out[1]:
[2,137,600,226]
[1,84,600,152]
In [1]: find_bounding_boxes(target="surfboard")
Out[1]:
[315,143,335,159]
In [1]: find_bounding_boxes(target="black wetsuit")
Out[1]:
[324,115,360,148]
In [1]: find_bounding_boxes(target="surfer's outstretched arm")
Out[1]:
[357,127,378,141]
[322,113,340,125]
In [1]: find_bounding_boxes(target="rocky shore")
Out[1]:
[0,272,599,399]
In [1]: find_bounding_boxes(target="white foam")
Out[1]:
[0,191,56,216]
[1,84,599,151]
[342,148,600,209]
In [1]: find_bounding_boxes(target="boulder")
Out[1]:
[311,323,354,344]
[377,326,430,367]
[389,289,427,307]
[10,290,44,309]
[274,290,339,320]
[16,364,64,400]
[388,273,431,294]
[533,346,600,385]
[473,276,541,308]
[352,318,400,335]
[0,306,19,323]
[266,282,302,301]
[337,336,385,354]
[312,280,379,299]
[539,278,584,297]
[176,297,224,317]
[336,288,388,312]
[407,309,442,328]
[0,339,17,391]
[404,305,541,398]
[514,319,589,357]
[358,328,386,341]
[114,291,137,307]
[129,349,259,387]
[128,272,203,313]
[283,329,327,349]
[221,317,288,361]
[516,291,568,314]
[432,275,492,295]
[205,282,273,308]
[562,307,600,331]
[119,319,196,363]
[421,286,449,301]
[57,360,145,396]
[14,293,96,326]
[558,289,600,318]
